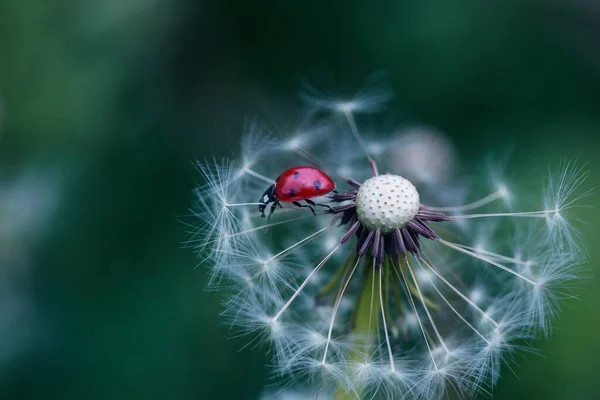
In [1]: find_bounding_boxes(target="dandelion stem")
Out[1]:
[364,258,377,362]
[455,243,526,265]
[243,168,275,184]
[322,257,361,364]
[414,257,491,344]
[379,265,396,372]
[264,224,331,264]
[390,270,404,319]
[224,216,308,238]
[450,210,554,220]
[396,257,439,370]
[439,239,537,285]
[225,202,265,207]
[316,252,357,299]
[334,258,379,400]
[390,259,438,311]
[343,109,377,176]
[404,258,450,354]
[382,259,395,338]
[272,245,340,322]
[425,189,506,212]
[419,255,500,328]
[293,147,328,171]
[292,147,362,187]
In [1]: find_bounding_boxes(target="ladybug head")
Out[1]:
[258,184,277,217]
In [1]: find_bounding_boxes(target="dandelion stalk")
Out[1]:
[335,257,380,400]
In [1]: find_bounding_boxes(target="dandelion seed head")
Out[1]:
[282,135,306,152]
[469,287,485,305]
[355,174,420,234]
[240,120,274,170]
[299,73,393,114]
[497,183,511,203]
[367,139,387,157]
[190,81,589,399]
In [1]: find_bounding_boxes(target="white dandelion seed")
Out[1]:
[191,84,589,399]
[299,72,393,115]
[389,126,456,186]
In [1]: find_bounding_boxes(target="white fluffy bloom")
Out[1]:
[190,87,589,399]
[389,126,456,186]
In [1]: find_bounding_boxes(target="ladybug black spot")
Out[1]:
[293,171,300,179]
[289,188,296,197]
[313,180,322,191]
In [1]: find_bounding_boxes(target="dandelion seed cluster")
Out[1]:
[190,88,589,400]
[355,174,420,234]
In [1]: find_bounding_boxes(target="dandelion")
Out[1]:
[190,86,589,399]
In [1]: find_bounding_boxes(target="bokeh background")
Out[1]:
[1,1,599,399]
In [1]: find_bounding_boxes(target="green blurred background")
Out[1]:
[1,1,599,399]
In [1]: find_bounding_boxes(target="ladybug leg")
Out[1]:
[319,204,337,214]
[305,199,336,214]
[292,201,316,216]
[266,201,279,224]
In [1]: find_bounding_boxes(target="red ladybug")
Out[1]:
[259,166,336,219]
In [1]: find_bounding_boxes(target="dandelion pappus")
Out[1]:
[258,166,336,220]
[192,79,590,400]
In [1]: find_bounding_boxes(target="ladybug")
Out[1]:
[259,166,336,220]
